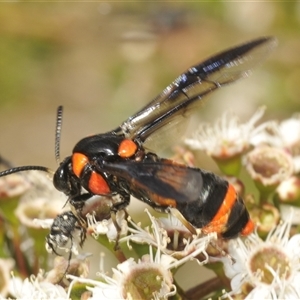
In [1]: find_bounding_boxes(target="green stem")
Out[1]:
[11,226,28,278]
[94,234,127,263]
[258,189,273,205]
[29,229,49,272]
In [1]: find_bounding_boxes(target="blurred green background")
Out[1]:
[1,2,300,291]
[1,2,299,167]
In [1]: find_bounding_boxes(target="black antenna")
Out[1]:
[55,106,63,165]
[0,165,52,177]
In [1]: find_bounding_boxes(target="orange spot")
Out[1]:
[89,171,110,195]
[72,153,89,177]
[118,139,137,158]
[202,184,237,234]
[241,219,255,236]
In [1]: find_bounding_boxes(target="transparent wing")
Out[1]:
[114,37,276,150]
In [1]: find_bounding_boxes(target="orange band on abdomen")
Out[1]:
[241,219,255,236]
[202,183,237,234]
[211,184,237,223]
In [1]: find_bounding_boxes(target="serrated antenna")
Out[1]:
[55,106,63,165]
[0,165,53,177]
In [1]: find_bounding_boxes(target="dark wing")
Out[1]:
[114,37,276,149]
[102,160,203,204]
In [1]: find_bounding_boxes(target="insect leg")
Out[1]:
[111,192,131,212]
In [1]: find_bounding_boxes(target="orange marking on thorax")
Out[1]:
[118,139,137,158]
[72,152,89,177]
[89,171,110,195]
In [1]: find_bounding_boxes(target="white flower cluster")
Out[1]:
[3,109,300,300]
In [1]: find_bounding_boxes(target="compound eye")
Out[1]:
[118,139,137,158]
[52,156,75,195]
[53,165,70,193]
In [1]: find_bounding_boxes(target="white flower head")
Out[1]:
[245,145,294,188]
[222,214,300,299]
[276,176,300,223]
[185,107,266,159]
[67,210,216,299]
[0,173,30,199]
[45,255,90,285]
[67,247,176,300]
[281,115,300,173]
[19,170,66,204]
[122,209,215,261]
[86,209,128,241]
[251,114,300,173]
[251,114,300,151]
[16,198,66,229]
[8,271,69,300]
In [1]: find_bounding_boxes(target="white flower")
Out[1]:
[16,198,66,229]
[68,208,215,300]
[122,209,215,260]
[276,176,300,224]
[45,255,90,285]
[185,107,267,158]
[8,272,68,300]
[251,115,300,172]
[251,114,300,150]
[245,145,294,188]
[279,204,300,225]
[67,247,176,300]
[222,215,300,299]
[0,173,30,198]
[19,171,66,203]
[86,209,127,241]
